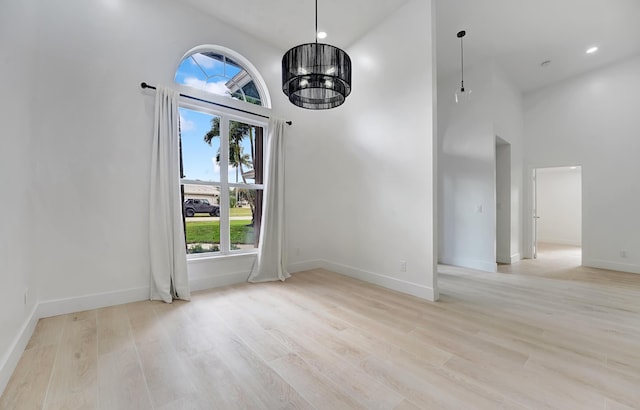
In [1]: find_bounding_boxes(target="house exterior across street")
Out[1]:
[183,184,220,205]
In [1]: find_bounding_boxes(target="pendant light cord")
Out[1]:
[315,0,318,44]
[460,35,465,91]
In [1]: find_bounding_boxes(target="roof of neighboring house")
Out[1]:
[183,184,220,196]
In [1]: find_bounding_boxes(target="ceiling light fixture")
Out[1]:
[455,30,471,104]
[281,0,351,109]
[586,46,598,54]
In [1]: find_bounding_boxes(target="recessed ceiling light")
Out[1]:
[586,46,598,54]
[317,31,327,39]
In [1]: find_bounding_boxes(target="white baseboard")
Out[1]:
[439,256,498,273]
[0,305,39,396]
[320,260,436,301]
[511,253,521,264]
[10,262,324,331]
[582,259,640,274]
[288,259,324,274]
[538,239,582,247]
[37,286,149,319]
[36,270,260,319]
[290,258,436,301]
[190,271,250,292]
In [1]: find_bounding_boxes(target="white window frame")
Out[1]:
[175,44,272,109]
[179,100,268,259]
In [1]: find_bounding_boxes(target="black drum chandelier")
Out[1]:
[281,0,352,109]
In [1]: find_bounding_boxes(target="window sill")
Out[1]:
[187,250,258,265]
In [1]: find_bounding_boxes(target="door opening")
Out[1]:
[532,166,582,263]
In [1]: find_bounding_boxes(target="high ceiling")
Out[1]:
[436,0,640,93]
[178,0,640,94]
[178,0,410,51]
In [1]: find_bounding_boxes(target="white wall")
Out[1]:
[525,55,640,274]
[0,0,439,390]
[439,63,496,272]
[493,67,525,263]
[0,0,313,389]
[0,0,39,393]
[536,167,582,246]
[286,0,438,300]
[438,61,524,272]
[24,0,304,306]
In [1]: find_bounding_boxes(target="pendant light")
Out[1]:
[282,0,352,109]
[454,30,471,103]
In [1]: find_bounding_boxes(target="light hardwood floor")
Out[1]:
[2,249,640,409]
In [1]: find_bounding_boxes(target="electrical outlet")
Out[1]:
[620,250,628,258]
[295,247,301,256]
[400,260,407,272]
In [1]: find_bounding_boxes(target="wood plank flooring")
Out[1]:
[2,249,640,409]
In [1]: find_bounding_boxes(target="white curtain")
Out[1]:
[248,118,291,283]
[149,86,190,302]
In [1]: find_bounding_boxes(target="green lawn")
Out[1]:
[186,219,254,244]
[190,208,251,217]
[230,207,252,217]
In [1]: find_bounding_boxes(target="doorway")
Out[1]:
[532,166,582,263]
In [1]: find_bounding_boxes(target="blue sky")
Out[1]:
[176,54,256,183]
[175,53,242,97]
[179,108,220,182]
[180,108,258,183]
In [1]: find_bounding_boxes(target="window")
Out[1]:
[175,47,269,107]
[180,107,265,255]
[175,46,270,257]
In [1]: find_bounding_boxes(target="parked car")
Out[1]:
[183,198,220,217]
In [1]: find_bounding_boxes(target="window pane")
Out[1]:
[178,103,266,257]
[227,121,263,184]
[184,190,221,254]
[175,57,208,85]
[241,81,261,105]
[175,51,262,106]
[230,188,262,251]
[180,108,221,182]
[192,53,225,77]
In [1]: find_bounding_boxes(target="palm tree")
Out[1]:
[205,118,255,184]
[204,118,258,224]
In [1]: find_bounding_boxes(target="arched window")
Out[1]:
[175,45,271,108]
[174,46,270,257]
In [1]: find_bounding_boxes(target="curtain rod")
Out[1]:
[140,82,292,125]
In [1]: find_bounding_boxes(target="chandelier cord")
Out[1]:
[460,35,465,91]
[315,0,318,44]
